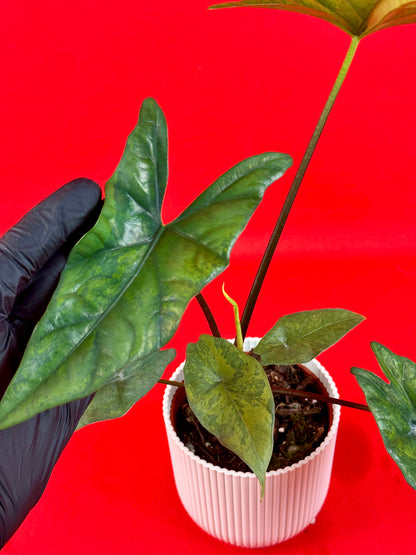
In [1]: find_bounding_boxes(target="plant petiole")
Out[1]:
[240,35,361,338]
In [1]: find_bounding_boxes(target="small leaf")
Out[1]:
[352,342,416,490]
[0,98,292,430]
[183,335,275,496]
[254,309,364,365]
[210,1,416,38]
[77,349,176,429]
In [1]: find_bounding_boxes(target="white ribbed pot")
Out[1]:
[162,338,340,548]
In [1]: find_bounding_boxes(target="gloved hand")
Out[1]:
[0,178,102,547]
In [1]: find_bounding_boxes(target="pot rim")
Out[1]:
[163,338,340,480]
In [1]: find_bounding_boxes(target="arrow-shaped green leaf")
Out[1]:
[183,335,275,496]
[0,98,292,430]
[254,308,364,365]
[210,1,416,38]
[352,342,416,490]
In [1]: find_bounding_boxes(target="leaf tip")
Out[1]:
[370,341,384,353]
[350,366,362,377]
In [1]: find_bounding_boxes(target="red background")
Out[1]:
[1,1,415,553]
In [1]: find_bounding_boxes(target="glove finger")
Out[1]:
[0,395,93,547]
[0,178,102,319]
[0,250,68,396]
[11,250,68,330]
[0,180,101,395]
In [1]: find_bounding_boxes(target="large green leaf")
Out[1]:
[0,98,292,430]
[254,308,364,365]
[183,335,275,495]
[352,343,416,490]
[210,1,416,38]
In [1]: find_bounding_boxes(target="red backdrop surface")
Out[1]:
[1,1,415,553]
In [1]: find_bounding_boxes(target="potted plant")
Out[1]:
[0,97,363,546]
[0,0,415,548]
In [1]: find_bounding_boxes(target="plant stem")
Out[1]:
[157,378,368,411]
[240,36,361,339]
[271,386,370,412]
[196,292,221,337]
[158,378,185,388]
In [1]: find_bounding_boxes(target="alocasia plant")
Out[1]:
[1,0,415,494]
[0,96,363,492]
[207,0,416,490]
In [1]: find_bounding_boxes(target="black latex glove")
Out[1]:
[0,178,102,547]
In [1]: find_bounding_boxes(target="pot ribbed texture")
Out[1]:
[163,338,340,547]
